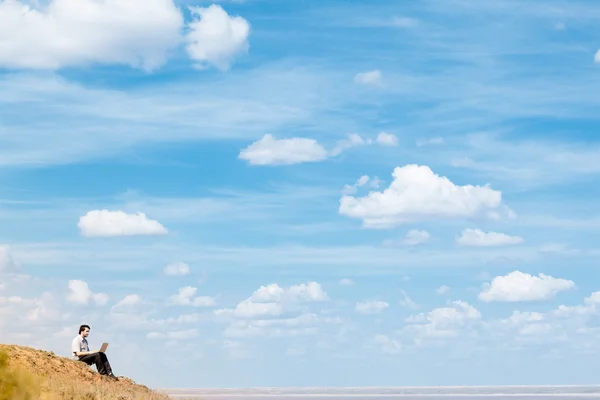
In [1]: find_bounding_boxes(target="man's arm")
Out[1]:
[74,350,98,357]
[72,338,97,357]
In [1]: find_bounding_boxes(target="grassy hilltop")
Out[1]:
[0,344,170,400]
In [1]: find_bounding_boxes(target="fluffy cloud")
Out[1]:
[238,134,329,165]
[218,301,285,320]
[0,0,183,70]
[479,271,575,302]
[354,70,382,86]
[0,292,63,327]
[399,290,418,309]
[595,50,600,64]
[356,300,389,314]
[400,230,430,246]
[339,164,504,228]
[168,287,216,307]
[404,300,481,344]
[240,133,396,166]
[484,291,600,345]
[246,282,329,304]
[215,282,329,319]
[342,175,382,195]
[329,133,367,156]
[457,228,524,247]
[67,280,108,306]
[0,246,18,273]
[78,210,168,237]
[286,282,329,302]
[551,291,600,319]
[164,262,191,276]
[436,285,450,295]
[110,294,142,313]
[186,5,250,70]
[375,132,398,146]
[490,310,551,338]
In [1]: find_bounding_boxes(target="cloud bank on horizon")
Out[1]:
[1,0,600,389]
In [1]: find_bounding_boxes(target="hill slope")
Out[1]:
[0,344,170,400]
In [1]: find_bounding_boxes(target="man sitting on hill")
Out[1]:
[71,324,116,379]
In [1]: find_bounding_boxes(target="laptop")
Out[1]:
[99,342,109,353]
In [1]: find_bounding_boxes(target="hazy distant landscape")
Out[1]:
[164,386,600,399]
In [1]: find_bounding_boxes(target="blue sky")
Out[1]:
[1,0,600,389]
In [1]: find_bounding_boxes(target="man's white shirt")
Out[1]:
[71,335,89,360]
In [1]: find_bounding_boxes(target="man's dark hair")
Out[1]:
[79,325,90,334]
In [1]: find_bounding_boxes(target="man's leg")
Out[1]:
[98,352,114,377]
[78,353,108,375]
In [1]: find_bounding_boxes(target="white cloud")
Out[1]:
[373,334,402,354]
[238,134,328,166]
[399,290,418,309]
[402,230,430,246]
[0,246,18,273]
[595,50,600,64]
[215,282,329,320]
[78,210,168,237]
[553,291,600,318]
[342,175,381,195]
[110,294,142,313]
[479,271,576,302]
[329,133,367,156]
[221,313,340,339]
[0,292,63,326]
[486,310,554,339]
[164,262,191,276]
[67,280,108,306]
[356,300,389,314]
[375,132,398,147]
[407,301,480,325]
[115,294,141,307]
[404,300,481,344]
[286,282,329,302]
[416,137,444,147]
[168,287,216,307]
[436,285,450,295]
[457,228,524,247]
[249,283,286,303]
[354,70,382,86]
[585,291,600,305]
[218,300,284,319]
[0,0,183,70]
[247,282,328,303]
[339,164,504,228]
[339,278,354,286]
[240,132,398,166]
[185,5,250,71]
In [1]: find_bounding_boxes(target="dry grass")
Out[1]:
[0,344,172,400]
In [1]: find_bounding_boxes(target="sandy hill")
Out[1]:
[0,344,171,400]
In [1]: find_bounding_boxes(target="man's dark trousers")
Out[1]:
[79,352,114,376]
